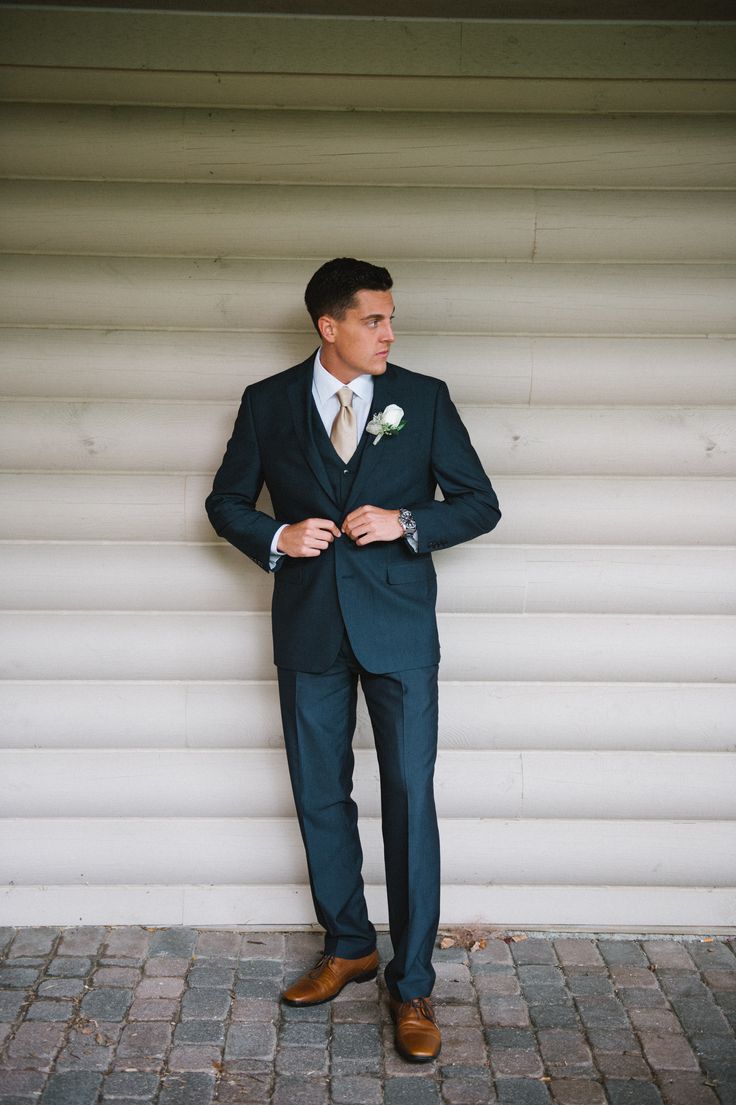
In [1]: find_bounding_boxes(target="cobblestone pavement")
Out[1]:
[0,927,734,1105]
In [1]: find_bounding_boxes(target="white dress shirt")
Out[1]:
[311,349,374,439]
[270,351,415,566]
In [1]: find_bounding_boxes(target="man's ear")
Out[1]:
[318,315,336,344]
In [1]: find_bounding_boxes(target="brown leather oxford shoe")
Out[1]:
[389,995,442,1063]
[281,949,379,1006]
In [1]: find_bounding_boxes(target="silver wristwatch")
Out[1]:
[397,508,417,537]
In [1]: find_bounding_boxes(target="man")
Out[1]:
[206,257,500,1062]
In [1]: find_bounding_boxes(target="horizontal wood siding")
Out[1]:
[3,401,735,475]
[3,544,736,614]
[3,749,736,820]
[1,680,734,752]
[3,474,735,545]
[3,256,735,333]
[3,12,734,80]
[3,613,734,683]
[2,330,735,404]
[4,182,736,262]
[4,818,735,888]
[3,105,735,187]
[0,10,734,929]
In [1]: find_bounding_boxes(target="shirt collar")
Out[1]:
[313,350,373,404]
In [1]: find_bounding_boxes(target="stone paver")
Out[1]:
[195,930,243,959]
[656,1073,721,1104]
[605,1081,665,1104]
[595,1051,652,1079]
[537,1027,593,1073]
[496,1078,553,1103]
[639,1031,700,1071]
[272,1075,329,1104]
[529,1004,580,1029]
[550,1079,607,1104]
[332,1074,383,1104]
[554,939,604,968]
[39,1069,103,1104]
[216,1067,272,1102]
[481,996,532,1028]
[0,929,733,1102]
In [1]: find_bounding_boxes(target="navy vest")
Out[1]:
[310,399,371,509]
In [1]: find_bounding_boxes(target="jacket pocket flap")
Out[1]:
[387,560,434,585]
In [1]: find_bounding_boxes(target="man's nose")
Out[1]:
[383,321,395,343]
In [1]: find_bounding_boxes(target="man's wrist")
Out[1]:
[271,524,289,560]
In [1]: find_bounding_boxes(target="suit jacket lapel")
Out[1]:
[344,366,394,515]
[287,360,338,507]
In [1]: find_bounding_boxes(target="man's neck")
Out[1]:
[318,346,359,385]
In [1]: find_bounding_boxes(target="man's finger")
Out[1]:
[342,517,369,534]
[312,522,340,539]
[344,506,372,524]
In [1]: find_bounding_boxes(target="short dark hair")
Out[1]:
[304,257,393,332]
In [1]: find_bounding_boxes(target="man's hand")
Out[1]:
[342,506,403,546]
[278,518,341,558]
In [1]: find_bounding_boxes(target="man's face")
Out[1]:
[318,289,395,383]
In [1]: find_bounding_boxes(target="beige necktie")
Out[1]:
[330,386,357,463]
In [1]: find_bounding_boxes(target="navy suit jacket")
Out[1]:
[206,355,501,674]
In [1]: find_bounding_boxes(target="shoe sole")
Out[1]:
[281,966,378,1007]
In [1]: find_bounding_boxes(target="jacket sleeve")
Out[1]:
[408,380,501,554]
[205,387,282,573]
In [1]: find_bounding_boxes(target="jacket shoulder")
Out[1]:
[386,362,445,393]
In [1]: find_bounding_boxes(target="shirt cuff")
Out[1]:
[269,524,288,570]
[405,530,419,553]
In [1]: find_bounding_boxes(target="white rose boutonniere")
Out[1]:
[366,404,405,446]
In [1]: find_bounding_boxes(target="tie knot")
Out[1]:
[337,386,353,409]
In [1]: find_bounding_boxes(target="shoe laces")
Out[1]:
[408,997,436,1023]
[308,953,335,978]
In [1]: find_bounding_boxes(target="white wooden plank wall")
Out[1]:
[1,13,735,930]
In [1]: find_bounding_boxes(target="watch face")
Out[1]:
[399,509,417,535]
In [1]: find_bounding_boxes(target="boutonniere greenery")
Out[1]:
[366,404,405,446]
